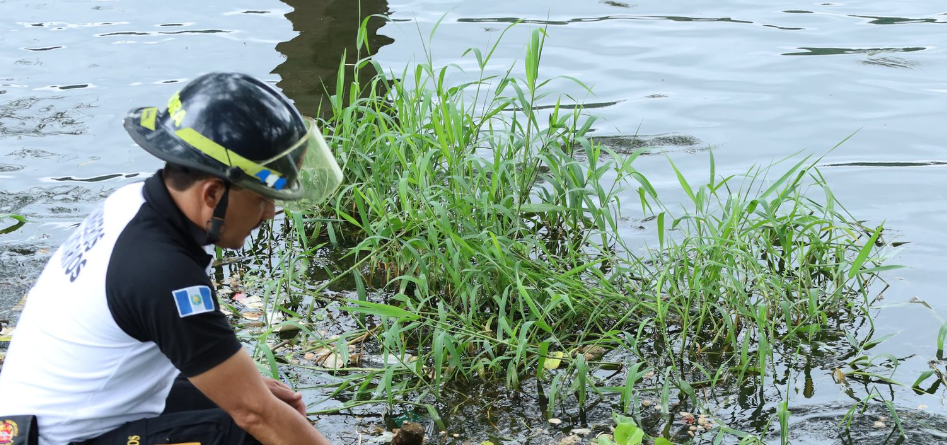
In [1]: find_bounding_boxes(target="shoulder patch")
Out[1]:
[171,285,215,317]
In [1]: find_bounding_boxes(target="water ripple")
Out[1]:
[96,29,231,37]
[861,56,920,69]
[822,161,947,168]
[456,14,813,30]
[16,21,129,29]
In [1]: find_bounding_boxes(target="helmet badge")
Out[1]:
[167,91,187,128]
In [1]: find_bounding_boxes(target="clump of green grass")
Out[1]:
[256,18,896,442]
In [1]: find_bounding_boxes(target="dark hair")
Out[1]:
[162,163,217,191]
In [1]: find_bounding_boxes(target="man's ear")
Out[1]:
[199,178,227,210]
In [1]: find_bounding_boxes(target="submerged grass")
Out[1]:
[0,213,27,235]
[248,18,898,442]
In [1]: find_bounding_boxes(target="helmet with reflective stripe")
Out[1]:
[124,72,341,203]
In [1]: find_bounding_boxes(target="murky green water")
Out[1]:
[2,0,946,443]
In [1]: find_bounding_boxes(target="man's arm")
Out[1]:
[189,348,331,445]
[262,376,307,416]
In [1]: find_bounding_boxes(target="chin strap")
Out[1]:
[204,181,231,245]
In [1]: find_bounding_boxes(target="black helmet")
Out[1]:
[124,72,341,203]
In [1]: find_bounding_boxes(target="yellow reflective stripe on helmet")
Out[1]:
[140,107,157,131]
[174,127,278,179]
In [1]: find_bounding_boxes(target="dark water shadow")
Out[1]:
[783,47,927,56]
[849,15,947,25]
[600,0,633,8]
[273,0,394,117]
[50,173,141,182]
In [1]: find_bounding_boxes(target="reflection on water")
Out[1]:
[0,96,88,138]
[273,0,393,116]
[596,134,703,154]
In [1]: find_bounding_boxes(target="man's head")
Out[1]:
[162,163,275,249]
[123,72,342,247]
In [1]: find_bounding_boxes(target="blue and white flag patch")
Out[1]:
[171,285,215,317]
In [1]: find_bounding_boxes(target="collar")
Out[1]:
[142,170,213,260]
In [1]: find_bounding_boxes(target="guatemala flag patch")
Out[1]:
[171,285,215,317]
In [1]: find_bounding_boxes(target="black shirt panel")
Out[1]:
[106,173,241,377]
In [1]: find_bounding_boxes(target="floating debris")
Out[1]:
[390,422,424,445]
[577,345,606,361]
[242,310,263,320]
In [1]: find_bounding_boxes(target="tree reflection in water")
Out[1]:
[273,0,393,117]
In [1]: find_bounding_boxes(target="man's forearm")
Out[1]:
[189,351,331,445]
[240,396,330,445]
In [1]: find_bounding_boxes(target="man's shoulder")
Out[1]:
[106,231,211,303]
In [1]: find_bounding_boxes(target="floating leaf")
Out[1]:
[343,299,419,321]
[544,351,564,369]
[614,420,644,445]
[593,435,616,445]
[320,352,347,370]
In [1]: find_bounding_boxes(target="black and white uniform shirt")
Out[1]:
[0,172,241,445]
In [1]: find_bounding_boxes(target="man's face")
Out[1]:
[215,186,277,249]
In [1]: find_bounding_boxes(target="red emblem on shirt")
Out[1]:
[0,419,19,444]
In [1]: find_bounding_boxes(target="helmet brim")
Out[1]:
[124,107,226,179]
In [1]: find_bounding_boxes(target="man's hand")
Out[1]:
[190,350,332,444]
[264,377,306,416]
